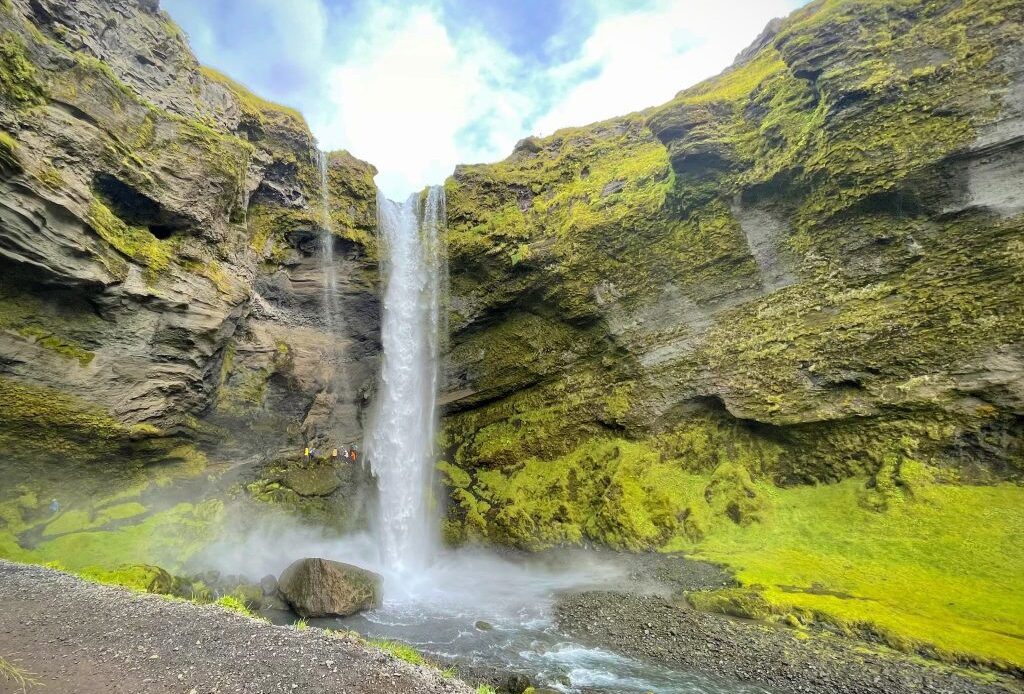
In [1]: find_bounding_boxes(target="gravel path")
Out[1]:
[0,560,473,694]
[556,591,1020,694]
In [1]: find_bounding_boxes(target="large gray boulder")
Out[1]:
[277,558,382,618]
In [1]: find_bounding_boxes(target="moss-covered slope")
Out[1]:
[440,0,1024,670]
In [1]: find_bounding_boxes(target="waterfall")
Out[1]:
[317,151,339,334]
[367,186,445,574]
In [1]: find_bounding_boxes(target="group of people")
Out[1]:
[303,444,359,463]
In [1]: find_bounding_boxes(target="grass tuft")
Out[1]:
[368,638,426,666]
[0,655,41,692]
[214,595,256,618]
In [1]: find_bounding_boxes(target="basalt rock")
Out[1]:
[0,0,381,474]
[277,557,382,618]
[439,0,1024,550]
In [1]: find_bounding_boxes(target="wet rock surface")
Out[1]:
[0,560,471,694]
[555,591,1016,694]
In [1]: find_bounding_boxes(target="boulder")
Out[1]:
[282,465,341,497]
[277,558,382,618]
[260,574,278,595]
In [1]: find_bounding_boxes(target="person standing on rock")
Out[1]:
[49,498,59,515]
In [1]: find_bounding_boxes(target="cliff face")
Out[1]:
[440,0,1024,549]
[0,0,380,472]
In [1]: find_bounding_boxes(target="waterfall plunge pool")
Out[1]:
[304,183,773,693]
[259,536,775,694]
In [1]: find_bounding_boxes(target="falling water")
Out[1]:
[317,151,339,333]
[367,186,445,574]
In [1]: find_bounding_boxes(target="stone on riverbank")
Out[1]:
[277,558,381,618]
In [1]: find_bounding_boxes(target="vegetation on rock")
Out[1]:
[439,0,1024,673]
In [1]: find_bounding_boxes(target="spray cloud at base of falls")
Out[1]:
[366,186,446,575]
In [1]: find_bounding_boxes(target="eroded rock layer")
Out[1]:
[0,0,380,475]
[439,0,1024,549]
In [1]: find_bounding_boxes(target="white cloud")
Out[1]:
[312,5,530,199]
[534,0,798,135]
[166,0,805,199]
[164,0,329,97]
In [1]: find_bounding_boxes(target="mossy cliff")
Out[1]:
[440,0,1024,672]
[0,0,381,468]
[0,0,383,570]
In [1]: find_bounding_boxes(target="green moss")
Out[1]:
[445,432,759,551]
[42,502,147,537]
[248,204,317,261]
[446,115,674,319]
[324,150,379,255]
[704,462,768,526]
[199,65,307,130]
[30,500,224,572]
[0,31,45,107]
[15,326,94,366]
[698,212,1024,434]
[446,312,597,406]
[180,257,234,295]
[215,339,292,416]
[678,49,787,106]
[0,376,127,453]
[687,587,780,621]
[214,595,257,617]
[80,563,174,594]
[32,164,64,189]
[0,130,20,171]
[691,479,1024,672]
[87,198,173,281]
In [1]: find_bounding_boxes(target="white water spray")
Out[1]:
[367,186,445,574]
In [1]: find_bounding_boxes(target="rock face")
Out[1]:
[0,0,381,487]
[439,0,1024,548]
[277,558,382,618]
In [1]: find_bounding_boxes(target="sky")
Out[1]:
[163,0,809,199]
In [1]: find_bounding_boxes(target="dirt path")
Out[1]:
[0,560,473,694]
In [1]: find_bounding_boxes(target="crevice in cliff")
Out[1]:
[92,173,191,238]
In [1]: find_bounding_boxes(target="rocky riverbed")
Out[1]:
[555,590,1018,694]
[0,560,471,694]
